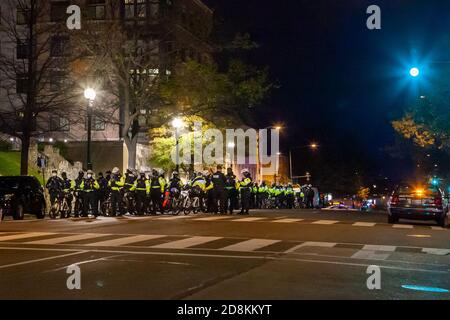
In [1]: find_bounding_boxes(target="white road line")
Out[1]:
[285,241,337,253]
[353,222,376,227]
[0,232,56,242]
[150,236,221,249]
[351,250,390,261]
[273,218,304,223]
[0,246,445,274]
[0,251,88,269]
[193,216,232,221]
[25,233,108,245]
[231,217,267,222]
[431,226,447,231]
[422,248,450,256]
[220,239,280,252]
[393,224,414,229]
[154,216,191,220]
[312,220,339,225]
[362,244,396,252]
[86,235,165,247]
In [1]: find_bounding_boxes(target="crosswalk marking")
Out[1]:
[0,232,55,242]
[352,222,376,227]
[312,220,339,225]
[25,233,107,245]
[86,235,165,247]
[431,226,446,231]
[285,241,337,253]
[273,218,304,223]
[362,244,396,252]
[231,217,266,222]
[393,224,414,229]
[351,250,390,260]
[219,239,280,252]
[422,248,450,255]
[193,216,232,221]
[150,236,221,249]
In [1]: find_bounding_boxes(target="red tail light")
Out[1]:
[390,195,399,205]
[434,197,442,207]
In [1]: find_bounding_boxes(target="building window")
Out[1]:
[17,7,30,25]
[16,74,28,94]
[86,116,106,131]
[124,0,147,20]
[17,39,28,59]
[49,71,66,91]
[86,0,106,20]
[50,116,70,131]
[50,36,69,57]
[50,1,70,22]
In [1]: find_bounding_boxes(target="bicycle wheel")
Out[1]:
[49,202,59,219]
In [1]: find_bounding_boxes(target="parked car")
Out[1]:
[0,176,46,220]
[387,182,449,227]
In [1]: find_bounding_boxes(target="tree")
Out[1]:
[0,0,79,175]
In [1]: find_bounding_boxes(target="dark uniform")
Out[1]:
[46,173,63,206]
[108,172,125,216]
[73,172,85,217]
[225,169,238,214]
[134,173,150,215]
[239,171,253,215]
[211,168,227,214]
[123,170,137,214]
[61,172,74,218]
[150,170,165,214]
[97,173,108,215]
[80,172,100,217]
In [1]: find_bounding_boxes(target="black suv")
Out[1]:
[0,176,46,220]
[387,182,449,227]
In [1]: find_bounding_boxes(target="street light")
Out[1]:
[289,142,319,181]
[84,87,96,170]
[172,117,184,172]
[409,67,420,77]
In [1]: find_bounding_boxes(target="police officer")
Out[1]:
[257,181,268,209]
[61,172,74,218]
[80,170,100,217]
[73,171,85,217]
[239,169,253,215]
[204,170,214,213]
[285,184,295,209]
[225,168,238,214]
[123,169,137,214]
[46,169,63,208]
[211,165,227,214]
[97,172,108,215]
[108,167,125,216]
[150,169,165,214]
[134,171,150,215]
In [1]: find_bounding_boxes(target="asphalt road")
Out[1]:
[0,209,449,300]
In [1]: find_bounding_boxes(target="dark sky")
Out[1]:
[204,0,450,182]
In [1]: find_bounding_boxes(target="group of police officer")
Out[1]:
[44,165,255,217]
[248,183,316,209]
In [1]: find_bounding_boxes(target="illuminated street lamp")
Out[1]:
[84,88,96,170]
[172,118,184,172]
[409,67,420,77]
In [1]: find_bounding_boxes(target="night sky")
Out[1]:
[204,0,450,184]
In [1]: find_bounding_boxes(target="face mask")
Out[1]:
[87,174,92,179]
